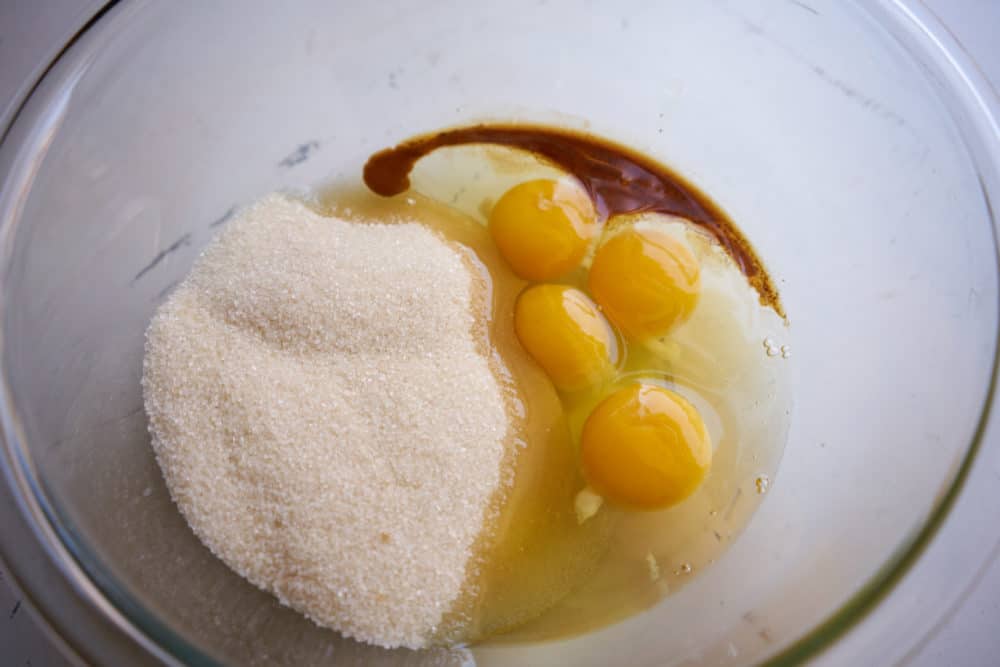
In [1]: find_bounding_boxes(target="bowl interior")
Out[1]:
[0,1,996,665]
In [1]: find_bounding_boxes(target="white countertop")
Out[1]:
[1,1,998,664]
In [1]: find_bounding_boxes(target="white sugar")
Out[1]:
[142,193,508,649]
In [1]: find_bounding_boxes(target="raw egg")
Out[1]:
[588,227,700,341]
[580,383,712,510]
[347,137,791,642]
[489,178,599,281]
[514,284,618,392]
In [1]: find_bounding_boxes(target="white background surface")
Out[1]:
[0,0,998,665]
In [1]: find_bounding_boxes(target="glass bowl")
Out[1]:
[1,1,999,665]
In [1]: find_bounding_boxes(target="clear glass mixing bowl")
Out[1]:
[1,1,999,665]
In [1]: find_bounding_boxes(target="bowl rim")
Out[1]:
[0,1,998,665]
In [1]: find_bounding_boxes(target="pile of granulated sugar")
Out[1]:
[142,193,509,649]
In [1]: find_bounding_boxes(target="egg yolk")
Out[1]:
[588,227,700,341]
[580,383,711,510]
[489,179,599,281]
[514,284,618,392]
